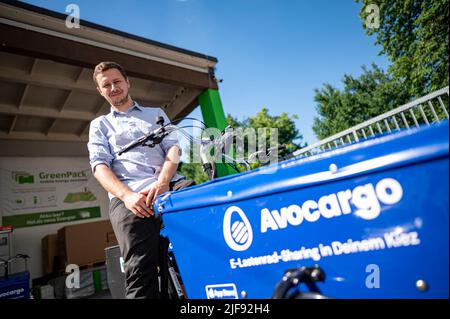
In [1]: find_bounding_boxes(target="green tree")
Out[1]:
[178,107,305,183]
[178,161,209,185]
[357,0,449,97]
[313,64,411,139]
[313,0,448,140]
[227,107,304,170]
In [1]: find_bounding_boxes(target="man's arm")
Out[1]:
[141,145,181,207]
[94,164,152,218]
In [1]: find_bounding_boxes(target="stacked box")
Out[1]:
[57,219,118,268]
[41,234,59,275]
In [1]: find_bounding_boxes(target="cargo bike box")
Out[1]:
[156,121,449,299]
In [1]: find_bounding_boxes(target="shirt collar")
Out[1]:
[111,101,142,117]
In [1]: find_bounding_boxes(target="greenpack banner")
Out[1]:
[1,168,103,228]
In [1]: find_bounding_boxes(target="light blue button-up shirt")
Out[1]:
[87,102,183,199]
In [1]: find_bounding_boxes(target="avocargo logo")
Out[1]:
[223,206,254,251]
[223,178,403,251]
[0,287,25,299]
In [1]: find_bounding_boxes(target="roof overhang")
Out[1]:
[0,0,219,156]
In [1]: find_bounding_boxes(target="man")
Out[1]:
[87,61,191,298]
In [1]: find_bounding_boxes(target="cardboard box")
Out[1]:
[58,219,118,268]
[41,233,59,275]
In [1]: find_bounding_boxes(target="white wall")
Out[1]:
[0,157,110,280]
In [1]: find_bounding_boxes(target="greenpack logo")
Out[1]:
[39,171,87,180]
[38,170,88,184]
[12,172,35,184]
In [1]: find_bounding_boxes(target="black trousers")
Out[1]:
[109,179,195,299]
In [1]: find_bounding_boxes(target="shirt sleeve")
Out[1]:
[87,117,114,173]
[158,108,181,155]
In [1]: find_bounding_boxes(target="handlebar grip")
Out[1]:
[116,116,167,156]
[156,116,165,126]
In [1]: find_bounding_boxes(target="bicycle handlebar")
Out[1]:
[116,117,286,180]
[117,116,172,156]
[117,131,157,156]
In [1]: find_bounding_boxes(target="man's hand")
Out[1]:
[122,191,153,218]
[140,180,170,209]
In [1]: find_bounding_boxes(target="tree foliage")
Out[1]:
[357,0,449,97]
[227,107,304,165]
[179,107,304,183]
[178,161,209,185]
[313,64,410,139]
[313,0,449,140]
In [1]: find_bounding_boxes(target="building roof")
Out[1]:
[0,0,220,156]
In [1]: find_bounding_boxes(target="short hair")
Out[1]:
[93,61,128,86]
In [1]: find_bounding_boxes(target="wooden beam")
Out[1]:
[18,83,29,109]
[58,90,72,112]
[0,103,94,121]
[0,23,218,90]
[171,98,200,123]
[93,99,108,116]
[0,66,176,104]
[0,131,89,142]
[0,139,89,157]
[74,67,85,83]
[29,57,37,75]
[164,88,201,120]
[78,121,91,137]
[45,118,57,135]
[8,115,18,133]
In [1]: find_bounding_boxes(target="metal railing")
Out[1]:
[293,86,449,157]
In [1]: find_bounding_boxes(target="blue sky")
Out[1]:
[22,0,389,145]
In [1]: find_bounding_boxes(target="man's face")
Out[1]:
[96,68,131,107]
